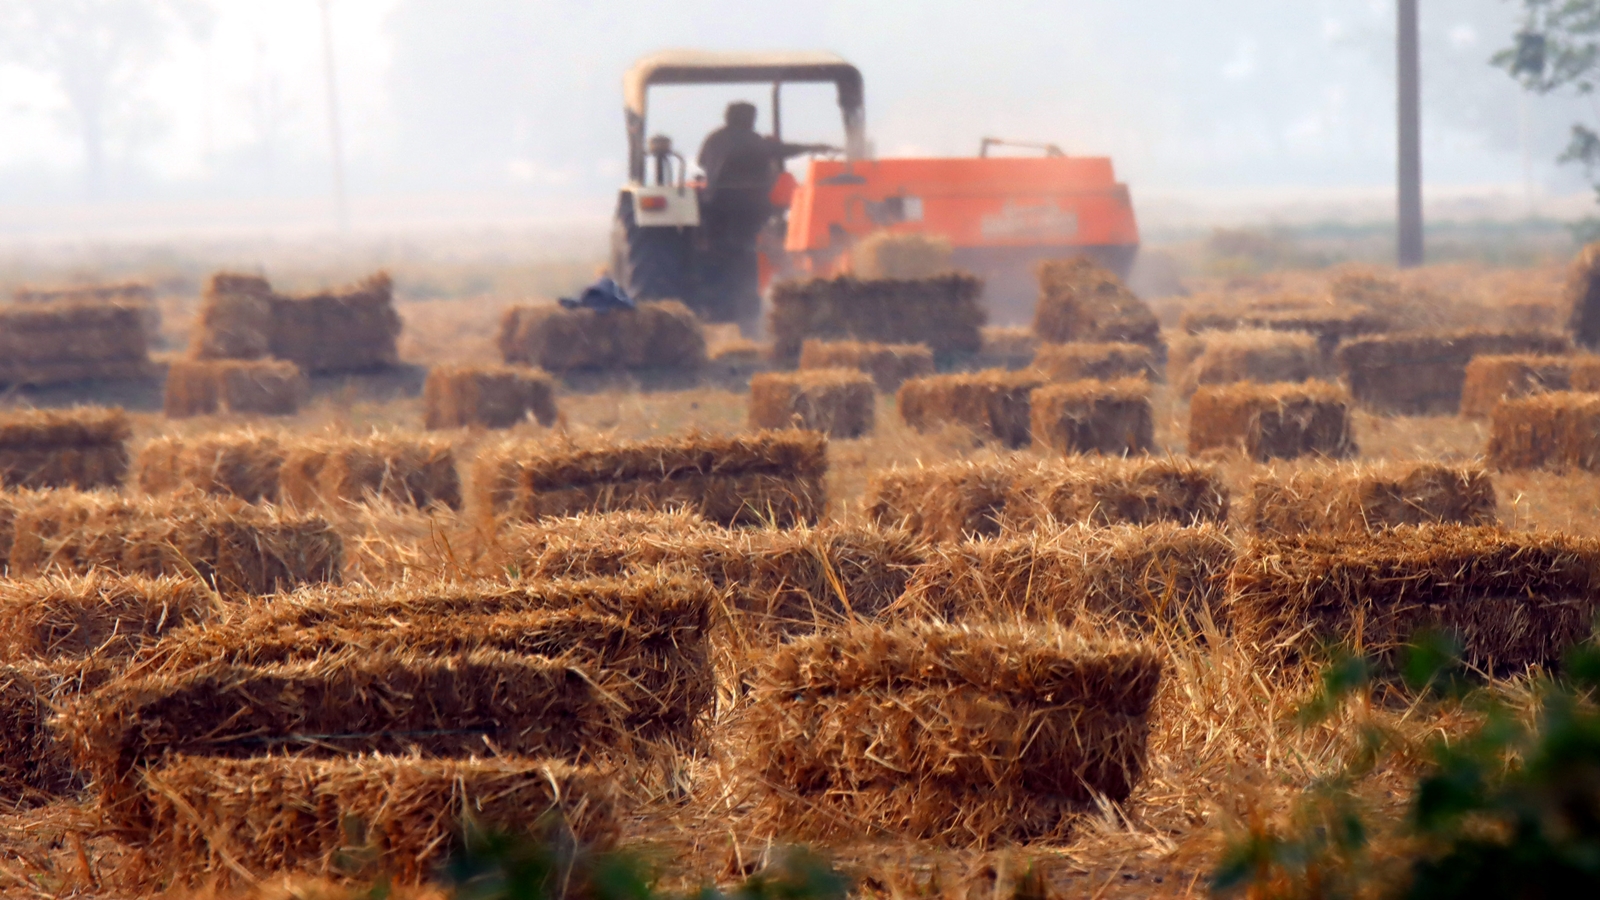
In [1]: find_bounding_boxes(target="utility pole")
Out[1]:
[318,0,349,232]
[1397,0,1424,267]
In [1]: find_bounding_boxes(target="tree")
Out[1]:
[1498,1,1600,206]
[0,0,210,197]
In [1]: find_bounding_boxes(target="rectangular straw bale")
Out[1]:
[1569,355,1600,391]
[1,661,99,799]
[769,274,985,365]
[0,302,152,385]
[135,432,286,503]
[0,574,216,664]
[503,509,713,578]
[897,370,1044,448]
[798,339,935,392]
[498,301,707,372]
[1336,329,1572,414]
[1179,302,1388,357]
[1460,354,1580,417]
[1566,241,1600,350]
[1229,526,1600,674]
[749,369,875,438]
[1188,381,1357,461]
[270,273,401,373]
[1032,341,1159,383]
[897,524,1236,631]
[0,406,130,490]
[136,756,619,885]
[189,273,275,360]
[978,326,1038,368]
[487,431,827,528]
[1033,257,1161,349]
[163,358,308,418]
[424,363,558,430]
[1177,329,1320,396]
[733,621,1163,846]
[850,231,952,279]
[1487,391,1600,471]
[1028,379,1154,456]
[1244,462,1498,537]
[8,490,342,595]
[1005,456,1231,529]
[866,460,1018,542]
[285,435,462,510]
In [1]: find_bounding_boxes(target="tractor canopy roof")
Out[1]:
[623,50,864,118]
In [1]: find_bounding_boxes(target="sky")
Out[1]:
[0,0,1595,234]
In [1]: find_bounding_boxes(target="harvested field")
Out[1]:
[423,363,558,429]
[896,370,1044,448]
[731,621,1163,845]
[0,406,130,490]
[164,358,308,418]
[1188,381,1357,461]
[798,339,934,392]
[1174,329,1319,396]
[0,302,152,385]
[748,369,875,438]
[1337,329,1572,414]
[1459,353,1596,417]
[769,274,985,364]
[1244,461,1498,537]
[1033,257,1161,349]
[474,430,827,527]
[136,431,285,502]
[497,301,706,373]
[1229,525,1600,674]
[280,435,460,510]
[1028,379,1153,456]
[1487,390,1600,471]
[137,756,617,885]
[1031,341,1159,383]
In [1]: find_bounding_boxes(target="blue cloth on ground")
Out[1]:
[558,276,636,313]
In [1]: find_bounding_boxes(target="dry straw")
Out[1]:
[1031,341,1159,383]
[1244,461,1498,537]
[189,273,276,360]
[0,406,130,490]
[164,358,309,418]
[423,363,558,430]
[190,272,402,374]
[978,326,1038,366]
[798,339,935,392]
[896,370,1044,448]
[1188,381,1357,461]
[1487,390,1600,471]
[1028,378,1154,456]
[897,523,1235,632]
[1336,329,1572,414]
[280,435,461,510]
[1174,329,1320,397]
[6,489,342,594]
[1566,240,1600,349]
[137,755,618,885]
[730,620,1163,846]
[136,431,286,503]
[1179,300,1387,358]
[474,430,827,528]
[1032,257,1161,349]
[1229,525,1600,675]
[748,369,876,438]
[850,231,953,280]
[1459,354,1594,418]
[497,301,707,373]
[0,302,151,386]
[769,274,985,364]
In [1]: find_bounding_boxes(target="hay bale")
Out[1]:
[769,274,985,365]
[0,302,152,386]
[0,663,87,799]
[1487,391,1600,471]
[1188,382,1357,462]
[1336,330,1572,414]
[749,370,875,438]
[1177,329,1319,396]
[1566,241,1600,349]
[424,364,558,430]
[279,435,460,510]
[13,281,162,345]
[270,273,401,373]
[8,490,342,595]
[497,301,707,373]
[1569,356,1600,392]
[866,461,1016,543]
[1229,526,1600,674]
[135,432,285,503]
[0,407,130,490]
[189,273,275,360]
[1244,462,1498,537]
[850,231,953,279]
[732,621,1163,845]
[897,371,1044,448]
[1179,301,1388,357]
[1031,341,1159,383]
[977,326,1038,368]
[1033,257,1161,349]
[1459,354,1581,418]
[898,524,1236,631]
[1028,379,1153,456]
[163,358,308,418]
[137,755,618,885]
[798,339,934,392]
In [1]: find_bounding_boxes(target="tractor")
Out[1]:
[610,50,1140,333]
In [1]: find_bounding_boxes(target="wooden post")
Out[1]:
[1398,0,1424,267]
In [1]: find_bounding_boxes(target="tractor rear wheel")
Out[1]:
[610,192,694,306]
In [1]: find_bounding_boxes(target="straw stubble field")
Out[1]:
[6,257,1600,899]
